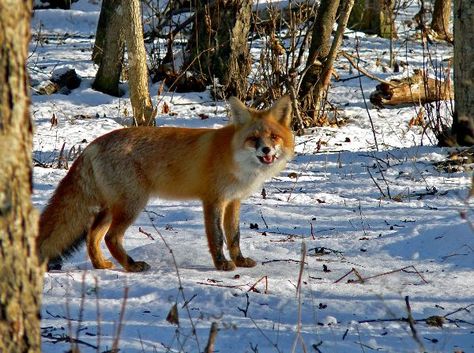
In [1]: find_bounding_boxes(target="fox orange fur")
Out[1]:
[37,96,294,272]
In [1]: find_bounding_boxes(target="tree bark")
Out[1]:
[298,0,354,128]
[307,0,338,63]
[431,0,452,41]
[123,0,156,126]
[92,0,125,97]
[299,0,340,125]
[452,0,474,146]
[185,0,253,99]
[0,1,44,352]
[369,70,454,107]
[348,0,396,39]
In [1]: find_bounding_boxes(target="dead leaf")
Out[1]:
[425,315,444,327]
[161,102,170,114]
[50,113,58,127]
[166,303,179,326]
[288,172,298,179]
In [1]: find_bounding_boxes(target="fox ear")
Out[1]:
[270,95,292,127]
[229,97,252,126]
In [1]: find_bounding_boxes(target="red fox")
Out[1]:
[38,96,294,272]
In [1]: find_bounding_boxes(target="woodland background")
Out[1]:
[1,0,473,352]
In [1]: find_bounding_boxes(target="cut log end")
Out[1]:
[370,71,453,108]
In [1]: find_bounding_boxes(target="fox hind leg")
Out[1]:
[224,200,256,268]
[87,209,113,269]
[105,204,150,272]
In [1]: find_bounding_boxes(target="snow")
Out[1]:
[31,1,473,353]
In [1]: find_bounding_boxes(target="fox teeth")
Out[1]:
[259,155,275,164]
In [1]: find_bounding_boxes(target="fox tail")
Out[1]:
[38,154,100,270]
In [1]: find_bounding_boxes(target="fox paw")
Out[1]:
[93,260,115,270]
[234,257,257,268]
[126,261,151,272]
[215,260,236,271]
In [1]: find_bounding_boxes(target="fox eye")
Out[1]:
[248,136,259,143]
[270,133,279,140]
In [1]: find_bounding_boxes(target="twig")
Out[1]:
[259,230,305,238]
[334,267,365,284]
[291,242,307,353]
[237,293,250,317]
[260,210,269,229]
[204,322,219,353]
[181,294,197,309]
[405,296,425,352]
[249,316,283,353]
[248,276,268,294]
[358,303,474,327]
[94,276,101,353]
[75,271,87,350]
[335,265,428,284]
[363,265,428,284]
[41,332,98,350]
[354,39,379,151]
[261,259,307,266]
[112,286,129,352]
[340,51,399,87]
[366,166,387,198]
[146,218,202,351]
[374,159,392,199]
[138,226,155,240]
[444,303,474,318]
[197,281,246,290]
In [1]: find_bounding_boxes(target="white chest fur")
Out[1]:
[226,150,287,200]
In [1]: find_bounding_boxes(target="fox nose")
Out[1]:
[262,146,271,154]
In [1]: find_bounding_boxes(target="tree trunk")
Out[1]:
[92,0,125,97]
[348,0,396,39]
[123,0,156,126]
[451,0,474,146]
[299,0,340,125]
[298,0,354,128]
[431,0,452,41]
[185,0,253,99]
[0,1,44,353]
[307,0,338,63]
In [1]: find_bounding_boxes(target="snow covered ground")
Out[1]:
[31,1,473,352]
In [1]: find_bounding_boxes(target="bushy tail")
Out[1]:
[38,154,100,269]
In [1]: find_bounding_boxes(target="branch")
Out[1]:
[340,51,399,87]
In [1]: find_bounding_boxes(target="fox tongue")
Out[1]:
[261,155,274,164]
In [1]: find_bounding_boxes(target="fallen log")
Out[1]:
[369,69,453,107]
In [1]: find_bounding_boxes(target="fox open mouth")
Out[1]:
[258,154,276,164]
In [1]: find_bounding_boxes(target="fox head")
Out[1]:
[229,96,294,173]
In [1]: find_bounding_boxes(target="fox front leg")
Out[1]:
[203,201,236,271]
[224,200,257,268]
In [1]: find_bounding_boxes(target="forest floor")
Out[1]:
[31,1,474,352]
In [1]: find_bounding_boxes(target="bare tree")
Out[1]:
[93,0,156,125]
[185,0,253,99]
[431,0,452,41]
[299,0,340,124]
[348,0,396,39]
[92,0,125,97]
[451,0,474,145]
[124,0,156,125]
[0,1,44,352]
[297,0,355,128]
